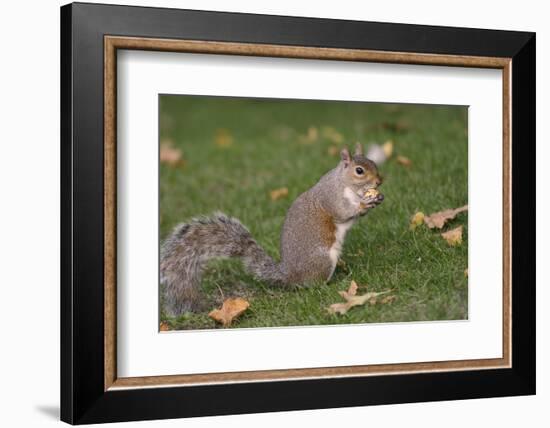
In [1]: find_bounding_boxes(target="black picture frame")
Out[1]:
[61,2,535,424]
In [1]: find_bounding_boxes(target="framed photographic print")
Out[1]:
[60,2,535,424]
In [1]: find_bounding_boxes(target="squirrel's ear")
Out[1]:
[340,147,351,167]
[354,142,364,156]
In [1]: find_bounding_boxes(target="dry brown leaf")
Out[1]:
[159,321,170,331]
[215,128,234,147]
[321,126,344,144]
[327,145,339,156]
[396,155,412,166]
[381,120,411,133]
[328,281,392,315]
[382,140,394,158]
[270,187,289,201]
[380,295,397,304]
[337,258,348,269]
[160,139,184,167]
[299,126,319,144]
[464,268,469,277]
[338,280,358,300]
[424,205,468,229]
[209,298,250,327]
[441,226,463,246]
[409,211,425,230]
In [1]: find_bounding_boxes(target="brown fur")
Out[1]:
[318,208,337,247]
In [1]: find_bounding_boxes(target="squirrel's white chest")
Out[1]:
[328,219,354,278]
[343,186,362,208]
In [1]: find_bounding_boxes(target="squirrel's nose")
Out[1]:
[377,194,384,202]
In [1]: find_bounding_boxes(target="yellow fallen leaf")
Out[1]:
[441,226,463,246]
[160,139,184,167]
[409,211,425,230]
[159,321,170,331]
[396,155,412,166]
[328,281,392,315]
[215,128,234,147]
[209,298,250,327]
[270,187,289,201]
[382,140,394,158]
[299,126,318,144]
[424,205,468,229]
[321,126,344,144]
[327,145,339,156]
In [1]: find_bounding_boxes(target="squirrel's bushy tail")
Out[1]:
[160,212,286,315]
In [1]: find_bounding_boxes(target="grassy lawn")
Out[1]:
[159,95,468,330]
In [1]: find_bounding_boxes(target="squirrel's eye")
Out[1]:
[355,167,364,175]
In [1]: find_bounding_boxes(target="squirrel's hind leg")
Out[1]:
[285,250,334,285]
[160,262,204,316]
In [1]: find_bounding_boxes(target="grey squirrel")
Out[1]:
[160,143,384,316]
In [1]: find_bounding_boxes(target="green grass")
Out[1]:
[159,95,468,330]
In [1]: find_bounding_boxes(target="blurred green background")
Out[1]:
[159,95,468,330]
